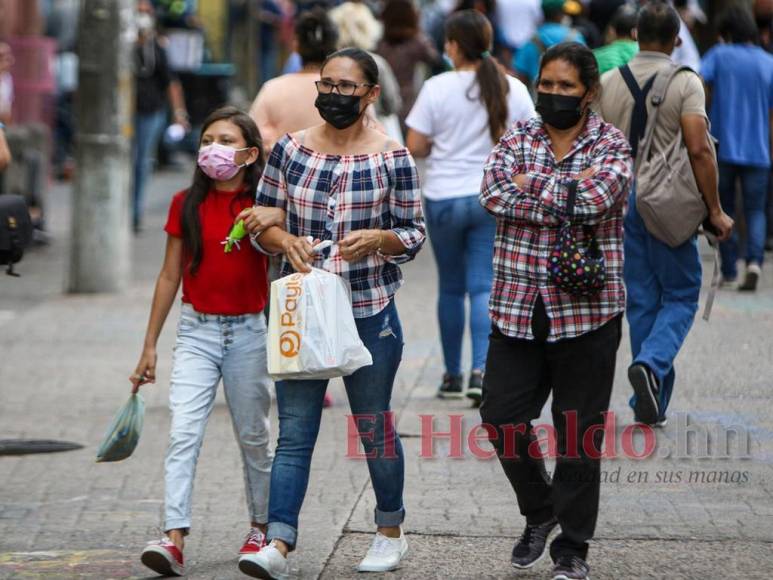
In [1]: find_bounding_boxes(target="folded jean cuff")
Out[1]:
[374,506,405,527]
[164,518,191,536]
[267,521,298,550]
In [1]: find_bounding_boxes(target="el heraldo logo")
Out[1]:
[279,274,303,358]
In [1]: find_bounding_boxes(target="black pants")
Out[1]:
[480,297,622,560]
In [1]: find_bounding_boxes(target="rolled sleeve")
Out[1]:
[570,133,633,225]
[383,152,426,264]
[479,129,561,226]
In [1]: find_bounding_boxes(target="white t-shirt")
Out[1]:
[406,70,535,201]
[495,0,542,50]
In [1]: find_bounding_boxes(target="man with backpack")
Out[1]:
[598,1,733,427]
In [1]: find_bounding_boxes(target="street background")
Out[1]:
[1,167,772,579]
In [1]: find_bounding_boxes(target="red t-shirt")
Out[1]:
[165,188,268,315]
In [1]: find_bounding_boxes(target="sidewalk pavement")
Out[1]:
[0,168,772,579]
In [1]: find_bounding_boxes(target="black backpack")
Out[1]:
[0,194,33,276]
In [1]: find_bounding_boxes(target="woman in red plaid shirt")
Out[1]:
[478,43,632,580]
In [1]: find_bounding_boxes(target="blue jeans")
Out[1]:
[624,190,701,417]
[424,195,496,375]
[165,304,274,532]
[718,162,769,278]
[267,301,405,549]
[132,110,167,229]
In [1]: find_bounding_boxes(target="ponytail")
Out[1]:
[446,10,509,142]
[475,55,509,142]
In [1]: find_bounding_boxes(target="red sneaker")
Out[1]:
[239,527,267,555]
[141,536,184,577]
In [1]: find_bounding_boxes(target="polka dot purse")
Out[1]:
[548,180,606,297]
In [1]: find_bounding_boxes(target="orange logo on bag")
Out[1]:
[279,274,304,358]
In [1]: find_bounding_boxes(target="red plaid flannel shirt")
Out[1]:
[480,112,633,341]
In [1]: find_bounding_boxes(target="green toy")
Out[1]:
[223,219,248,253]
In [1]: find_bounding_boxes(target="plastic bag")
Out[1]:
[267,268,373,380]
[96,394,145,462]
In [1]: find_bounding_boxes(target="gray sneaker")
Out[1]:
[552,555,590,580]
[511,517,559,569]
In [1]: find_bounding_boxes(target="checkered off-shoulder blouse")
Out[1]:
[256,132,426,318]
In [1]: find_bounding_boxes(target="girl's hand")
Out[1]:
[281,236,316,273]
[237,207,286,235]
[339,230,382,262]
[129,348,157,394]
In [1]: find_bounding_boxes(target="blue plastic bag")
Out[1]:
[96,394,145,462]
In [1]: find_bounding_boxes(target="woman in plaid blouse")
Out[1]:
[239,48,425,578]
[478,43,632,580]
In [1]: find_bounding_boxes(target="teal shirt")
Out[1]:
[514,23,586,83]
[593,40,639,75]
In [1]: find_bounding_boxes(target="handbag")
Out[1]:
[548,180,606,297]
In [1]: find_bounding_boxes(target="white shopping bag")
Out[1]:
[267,268,373,380]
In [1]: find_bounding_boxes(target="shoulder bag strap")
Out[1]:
[635,64,693,172]
[618,65,656,160]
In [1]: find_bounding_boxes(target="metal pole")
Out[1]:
[69,0,133,293]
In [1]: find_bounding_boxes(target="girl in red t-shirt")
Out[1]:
[129,107,284,577]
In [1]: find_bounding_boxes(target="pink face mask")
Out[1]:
[197,142,251,181]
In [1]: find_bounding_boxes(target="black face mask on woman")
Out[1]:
[315,92,365,130]
[536,92,587,130]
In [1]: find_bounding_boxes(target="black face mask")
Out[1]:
[536,92,587,130]
[315,92,365,130]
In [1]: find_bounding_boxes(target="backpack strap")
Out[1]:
[635,63,694,172]
[618,65,656,160]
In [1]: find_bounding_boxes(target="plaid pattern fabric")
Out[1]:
[257,133,426,318]
[480,112,633,341]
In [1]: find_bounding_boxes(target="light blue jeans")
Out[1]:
[424,195,496,376]
[164,304,274,532]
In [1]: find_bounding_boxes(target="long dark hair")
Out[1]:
[445,10,509,142]
[182,106,265,275]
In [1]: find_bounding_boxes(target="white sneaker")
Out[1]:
[238,540,290,579]
[357,531,408,573]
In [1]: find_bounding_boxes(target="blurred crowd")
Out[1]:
[0,0,771,242]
